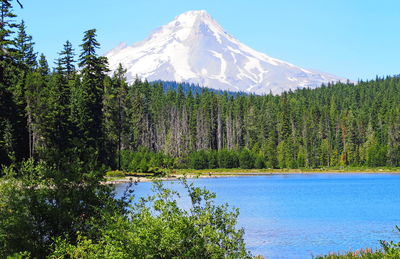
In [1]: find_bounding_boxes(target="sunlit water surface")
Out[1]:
[114,174,400,258]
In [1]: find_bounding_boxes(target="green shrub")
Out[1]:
[0,159,120,258]
[190,150,209,169]
[254,155,265,169]
[208,150,219,169]
[218,149,239,168]
[50,179,252,258]
[239,149,255,169]
[121,150,176,173]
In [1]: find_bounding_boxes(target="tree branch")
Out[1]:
[16,0,23,8]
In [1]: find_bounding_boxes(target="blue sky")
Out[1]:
[14,0,400,81]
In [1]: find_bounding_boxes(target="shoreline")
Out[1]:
[105,169,400,184]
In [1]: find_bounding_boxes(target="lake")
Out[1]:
[114,173,400,258]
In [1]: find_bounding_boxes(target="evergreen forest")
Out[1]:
[1,0,400,258]
[2,17,400,171]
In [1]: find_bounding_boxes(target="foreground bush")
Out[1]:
[0,159,122,258]
[50,179,251,258]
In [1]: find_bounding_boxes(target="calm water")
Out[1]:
[114,174,400,258]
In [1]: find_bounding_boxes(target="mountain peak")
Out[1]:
[175,10,210,19]
[106,10,348,94]
[163,10,224,41]
[173,10,215,26]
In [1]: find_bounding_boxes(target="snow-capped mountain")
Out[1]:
[106,10,347,94]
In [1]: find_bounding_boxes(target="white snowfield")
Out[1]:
[105,10,348,94]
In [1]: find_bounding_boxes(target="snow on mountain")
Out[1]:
[105,10,348,94]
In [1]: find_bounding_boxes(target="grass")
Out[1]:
[173,166,400,175]
[104,166,400,182]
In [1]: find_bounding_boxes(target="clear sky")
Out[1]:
[14,0,400,81]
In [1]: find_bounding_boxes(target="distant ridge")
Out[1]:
[152,80,247,96]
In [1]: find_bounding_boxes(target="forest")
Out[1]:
[1,0,400,258]
[2,0,400,173]
[2,23,400,172]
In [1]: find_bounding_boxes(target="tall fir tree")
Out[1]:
[56,40,75,77]
[14,20,37,70]
[103,63,129,168]
[72,29,109,165]
[0,0,29,162]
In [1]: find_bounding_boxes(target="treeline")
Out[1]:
[120,149,263,171]
[2,5,400,174]
[2,33,400,172]
[155,80,246,96]
[118,76,400,169]
[111,74,400,172]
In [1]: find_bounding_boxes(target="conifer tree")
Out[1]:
[37,53,49,76]
[11,20,39,158]
[0,0,29,161]
[14,20,37,70]
[56,40,75,77]
[72,29,109,165]
[0,0,18,83]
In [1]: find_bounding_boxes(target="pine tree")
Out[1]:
[0,1,29,162]
[37,53,49,76]
[14,20,37,70]
[0,0,18,83]
[72,29,109,165]
[56,40,75,77]
[0,0,23,165]
[103,63,128,169]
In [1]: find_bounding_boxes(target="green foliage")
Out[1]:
[56,40,75,76]
[190,150,209,169]
[13,20,37,70]
[2,5,400,258]
[120,149,174,173]
[50,179,252,259]
[239,148,255,169]
[218,149,239,168]
[254,155,265,169]
[381,239,400,258]
[0,159,122,258]
[37,53,49,76]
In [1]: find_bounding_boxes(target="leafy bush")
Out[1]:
[239,149,255,169]
[189,150,209,169]
[50,179,252,258]
[218,149,239,168]
[208,150,219,169]
[121,150,176,173]
[254,155,265,169]
[0,159,121,258]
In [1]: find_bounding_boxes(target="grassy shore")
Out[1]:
[174,167,400,175]
[174,166,400,174]
[104,166,400,184]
